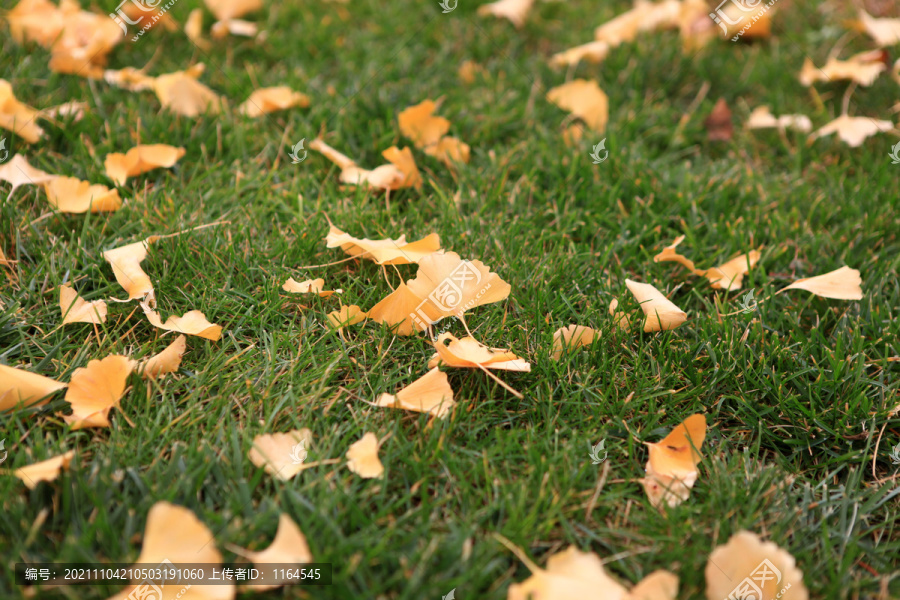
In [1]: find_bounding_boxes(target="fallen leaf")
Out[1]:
[551,325,597,359]
[39,100,88,122]
[6,0,66,47]
[211,18,258,38]
[140,335,187,379]
[248,429,313,481]
[609,298,630,329]
[428,333,530,371]
[477,0,535,28]
[458,60,485,84]
[705,531,809,600]
[547,79,609,133]
[185,8,210,48]
[366,283,424,335]
[624,280,687,332]
[325,223,441,265]
[551,40,611,67]
[59,284,107,324]
[327,304,367,328]
[239,86,310,117]
[13,450,74,489]
[308,138,408,191]
[103,236,161,303]
[629,570,680,600]
[746,106,812,132]
[642,414,706,508]
[104,67,156,92]
[595,0,680,44]
[43,177,122,213]
[858,10,900,46]
[398,100,470,167]
[704,98,733,142]
[507,545,630,600]
[382,146,423,189]
[153,64,222,117]
[0,364,66,411]
[346,432,384,479]
[237,514,313,591]
[0,79,44,143]
[142,304,223,341]
[204,0,262,21]
[799,50,888,87]
[375,367,456,419]
[424,136,471,167]
[104,144,186,186]
[711,0,773,40]
[653,236,760,291]
[809,114,894,147]
[282,277,340,297]
[0,154,58,195]
[61,355,133,430]
[778,266,863,300]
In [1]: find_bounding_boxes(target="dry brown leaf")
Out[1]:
[282,277,340,297]
[625,280,687,332]
[799,50,889,87]
[59,284,107,324]
[153,65,222,117]
[0,79,44,143]
[237,514,313,591]
[641,414,706,508]
[375,367,456,419]
[551,324,597,359]
[43,177,122,213]
[477,0,535,28]
[140,335,187,379]
[705,98,733,142]
[103,236,160,303]
[346,432,384,479]
[308,138,409,191]
[746,106,812,132]
[705,531,809,600]
[104,144,186,186]
[0,364,66,411]
[325,224,441,265]
[142,304,223,341]
[654,236,760,291]
[327,304,368,328]
[547,79,609,133]
[382,146,423,189]
[13,450,75,490]
[809,115,894,147]
[428,333,530,371]
[778,266,863,300]
[0,154,58,195]
[248,429,313,481]
[239,86,309,117]
[61,355,133,430]
[211,18,259,38]
[858,10,900,46]
[204,0,262,21]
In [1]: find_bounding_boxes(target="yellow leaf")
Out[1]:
[551,325,597,360]
[746,106,812,132]
[507,546,630,600]
[0,79,44,143]
[61,355,133,430]
[204,0,262,21]
[809,115,894,148]
[0,364,66,411]
[239,86,309,117]
[327,304,367,329]
[104,144,186,186]
[211,18,258,39]
[799,50,888,87]
[248,429,313,481]
[13,450,75,490]
[624,279,687,332]
[103,237,160,303]
[185,8,209,49]
[398,99,450,148]
[641,414,706,508]
[778,266,863,300]
[308,138,410,191]
[0,154,58,194]
[429,333,530,371]
[382,146,423,189]
[140,335,187,379]
[858,10,900,46]
[59,284,107,324]
[43,177,122,213]
[705,531,809,600]
[325,223,441,265]
[153,65,222,117]
[142,304,223,341]
[346,432,384,479]
[375,367,456,419]
[237,514,313,591]
[282,277,340,297]
[653,236,760,291]
[547,79,609,133]
[477,0,534,28]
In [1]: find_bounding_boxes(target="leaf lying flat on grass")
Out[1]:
[0,154,58,194]
[248,429,313,481]
[653,236,760,291]
[746,106,812,132]
[546,79,609,133]
[346,432,384,479]
[13,450,75,490]
[204,0,262,21]
[103,236,160,303]
[477,0,535,28]
[139,335,187,379]
[43,177,122,213]
[705,531,808,600]
[799,50,889,87]
[308,138,413,191]
[282,277,340,297]
[551,324,597,360]
[375,367,456,419]
[0,79,44,143]
[777,266,863,300]
[809,115,894,147]
[59,284,107,324]
[428,333,530,372]
[142,304,223,341]
[104,144,186,187]
[152,64,222,117]
[239,86,310,117]
[641,414,706,508]
[61,355,133,430]
[325,223,441,265]
[857,10,900,46]
[327,304,367,329]
[398,100,470,167]
[0,364,67,411]
[234,514,313,591]
[624,280,687,332]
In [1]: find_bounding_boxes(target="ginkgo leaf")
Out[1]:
[185,8,210,49]
[0,79,44,143]
[428,333,530,371]
[346,432,384,479]
[43,177,122,213]
[142,304,223,341]
[375,367,456,419]
[628,570,679,600]
[624,280,687,332]
[398,100,451,148]
[248,429,313,481]
[646,414,706,481]
[153,64,222,117]
[458,60,485,84]
[609,298,630,330]
[747,106,812,132]
[103,236,161,303]
[477,0,535,28]
[809,115,894,147]
[237,514,313,591]
[61,355,133,430]
[211,18,258,39]
[325,224,441,265]
[640,471,693,509]
[327,305,367,328]
[424,136,471,167]
[59,284,107,324]
[104,144,186,186]
[282,277,340,297]
[653,236,760,291]
[366,282,424,335]
[778,266,863,300]
[7,0,66,47]
[858,10,900,47]
[0,364,66,411]
[382,146,423,189]
[799,50,888,87]
[0,154,58,194]
[308,138,409,191]
[595,0,680,44]
[507,546,630,600]
[13,450,75,490]
[551,40,611,67]
[547,79,609,133]
[551,325,597,359]
[239,86,310,117]
[104,67,156,92]
[705,531,809,600]
[204,0,262,21]
[140,335,187,379]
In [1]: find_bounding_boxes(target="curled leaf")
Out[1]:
[428,333,530,371]
[43,177,122,213]
[327,305,367,329]
[142,304,223,341]
[239,86,310,117]
[778,266,863,300]
[282,277,339,297]
[547,79,609,133]
[104,144,186,186]
[799,50,888,87]
[653,236,760,291]
[705,531,809,600]
[809,115,894,148]
[642,414,706,508]
[747,106,812,133]
[0,154,58,195]
[102,237,160,303]
[237,514,313,591]
[0,364,66,411]
[139,335,187,379]
[13,450,75,490]
[624,279,687,332]
[59,284,107,324]
[325,223,441,265]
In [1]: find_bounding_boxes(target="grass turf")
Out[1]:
[1,0,900,597]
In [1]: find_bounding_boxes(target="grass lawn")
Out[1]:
[2,0,900,598]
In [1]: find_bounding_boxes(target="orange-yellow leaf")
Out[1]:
[153,64,222,117]
[59,284,107,324]
[104,144,186,186]
[547,79,609,133]
[239,86,309,117]
[799,50,888,87]
[858,10,900,46]
[382,146,423,189]
[282,277,339,297]
[325,224,441,265]
[653,236,760,291]
[0,154,57,194]
[551,324,597,359]
[103,237,160,303]
[705,531,809,600]
[625,279,687,332]
[204,0,262,21]
[0,79,44,143]
[428,333,530,371]
[477,0,534,28]
[778,266,863,300]
[809,115,894,148]
[346,432,384,479]
[248,429,313,481]
[747,106,812,132]
[43,177,122,213]
[398,100,451,148]
[327,304,367,329]
[140,335,186,379]
[14,450,75,490]
[61,355,133,430]
[0,364,66,411]
[237,514,313,591]
[375,367,456,419]
[142,305,223,341]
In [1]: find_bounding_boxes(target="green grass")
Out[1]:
[2,0,900,598]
